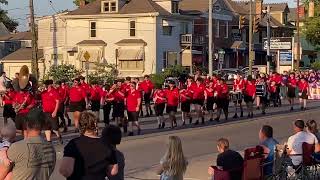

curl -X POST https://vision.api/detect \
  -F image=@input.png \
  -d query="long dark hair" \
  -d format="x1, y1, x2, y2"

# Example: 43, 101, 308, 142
306, 120, 319, 135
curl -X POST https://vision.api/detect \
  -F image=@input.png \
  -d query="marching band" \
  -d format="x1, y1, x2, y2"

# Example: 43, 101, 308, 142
2, 66, 315, 138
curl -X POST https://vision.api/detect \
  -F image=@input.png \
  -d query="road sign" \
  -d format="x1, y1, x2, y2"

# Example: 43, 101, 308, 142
279, 51, 292, 66
83, 51, 91, 61
264, 37, 292, 50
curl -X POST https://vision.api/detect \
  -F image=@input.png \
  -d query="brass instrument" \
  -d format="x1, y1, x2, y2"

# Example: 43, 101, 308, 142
14, 94, 30, 113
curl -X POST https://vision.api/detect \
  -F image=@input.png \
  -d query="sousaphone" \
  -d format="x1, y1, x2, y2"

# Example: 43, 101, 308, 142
18, 65, 37, 93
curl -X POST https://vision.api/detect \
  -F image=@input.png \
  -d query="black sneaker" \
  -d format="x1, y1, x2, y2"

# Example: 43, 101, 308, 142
194, 120, 199, 125
290, 107, 294, 111
209, 118, 213, 122
189, 118, 192, 124
128, 132, 134, 136
256, 107, 260, 110
262, 111, 266, 115
161, 122, 165, 129
158, 124, 161, 129
300, 106, 304, 110
250, 113, 254, 118
240, 112, 244, 117
201, 117, 205, 124
214, 118, 220, 122
247, 114, 251, 118
233, 114, 238, 119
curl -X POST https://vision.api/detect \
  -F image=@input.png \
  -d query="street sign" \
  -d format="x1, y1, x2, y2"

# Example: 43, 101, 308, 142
85, 62, 90, 70
279, 51, 292, 66
264, 37, 292, 50
83, 51, 91, 61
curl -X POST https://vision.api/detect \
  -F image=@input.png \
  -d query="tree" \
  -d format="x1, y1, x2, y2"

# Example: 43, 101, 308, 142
311, 61, 320, 70
47, 64, 82, 82
73, 0, 96, 6
88, 62, 118, 84
304, 16, 320, 49
0, 1, 18, 32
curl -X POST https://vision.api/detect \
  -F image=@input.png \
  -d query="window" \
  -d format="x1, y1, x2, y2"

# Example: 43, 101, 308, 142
215, 20, 220, 38
51, 54, 63, 60
172, 1, 179, 13
90, 22, 96, 38
163, 26, 173, 36
163, 51, 178, 68
110, 2, 116, 11
180, 22, 189, 34
102, 1, 117, 12
119, 61, 143, 70
129, 20, 136, 37
50, 22, 57, 32
224, 21, 229, 38
104, 2, 110, 12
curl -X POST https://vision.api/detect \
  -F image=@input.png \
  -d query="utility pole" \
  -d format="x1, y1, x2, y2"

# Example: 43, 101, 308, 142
296, 0, 301, 70
266, 5, 271, 74
208, 0, 213, 76
248, 0, 253, 75
30, 0, 39, 79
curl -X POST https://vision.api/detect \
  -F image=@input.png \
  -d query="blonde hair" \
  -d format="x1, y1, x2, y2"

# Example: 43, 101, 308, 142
162, 136, 187, 176
0, 124, 16, 142
217, 138, 229, 150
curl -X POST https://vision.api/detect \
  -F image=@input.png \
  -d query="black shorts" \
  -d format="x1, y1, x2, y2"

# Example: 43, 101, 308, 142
244, 95, 254, 103
58, 103, 65, 114
144, 93, 151, 104
43, 112, 59, 131
91, 100, 100, 112
154, 103, 165, 116
216, 98, 229, 109
15, 113, 27, 130
3, 104, 16, 119
166, 105, 177, 114
113, 101, 125, 118
69, 101, 86, 112
287, 87, 296, 98
181, 101, 191, 112
299, 91, 308, 99
206, 97, 215, 111
127, 111, 138, 122
193, 99, 204, 106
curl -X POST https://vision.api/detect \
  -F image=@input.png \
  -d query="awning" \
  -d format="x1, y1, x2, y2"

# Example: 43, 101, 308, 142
77, 49, 102, 62
117, 48, 144, 61
231, 41, 246, 50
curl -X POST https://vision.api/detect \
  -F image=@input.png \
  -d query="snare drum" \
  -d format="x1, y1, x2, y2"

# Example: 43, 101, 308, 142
230, 91, 242, 102
256, 84, 266, 97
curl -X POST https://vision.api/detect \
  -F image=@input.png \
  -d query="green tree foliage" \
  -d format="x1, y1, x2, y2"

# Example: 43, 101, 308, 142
73, 0, 96, 6
304, 16, 320, 49
88, 62, 118, 85
47, 64, 82, 82
311, 61, 320, 70
0, 0, 18, 32
150, 65, 188, 88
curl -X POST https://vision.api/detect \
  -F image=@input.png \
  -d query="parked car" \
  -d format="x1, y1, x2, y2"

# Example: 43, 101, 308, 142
213, 69, 243, 80
163, 77, 180, 88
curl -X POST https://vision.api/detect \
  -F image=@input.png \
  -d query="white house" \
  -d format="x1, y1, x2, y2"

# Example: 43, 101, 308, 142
37, 0, 195, 77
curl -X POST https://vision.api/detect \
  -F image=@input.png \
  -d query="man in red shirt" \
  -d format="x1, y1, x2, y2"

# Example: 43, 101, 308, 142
125, 82, 142, 136
56, 80, 69, 132
298, 78, 309, 110
89, 81, 104, 120
205, 81, 215, 122
80, 76, 90, 95
101, 84, 114, 126
2, 85, 16, 124
193, 77, 205, 125
69, 78, 88, 132
153, 86, 167, 129
165, 81, 179, 128
232, 74, 244, 118
243, 76, 256, 118
180, 85, 192, 125
110, 80, 126, 130
214, 78, 229, 121
41, 80, 62, 143
140, 75, 154, 117
287, 73, 297, 111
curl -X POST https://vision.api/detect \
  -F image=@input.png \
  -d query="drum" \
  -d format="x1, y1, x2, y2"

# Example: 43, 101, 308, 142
256, 84, 266, 97
229, 91, 242, 102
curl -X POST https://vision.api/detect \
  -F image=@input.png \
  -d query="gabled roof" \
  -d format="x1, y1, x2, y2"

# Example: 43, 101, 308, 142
180, 0, 217, 12
68, 0, 171, 16
0, 31, 32, 41
116, 39, 147, 45
230, 1, 289, 14
77, 40, 107, 46
1, 48, 43, 61
0, 23, 9, 37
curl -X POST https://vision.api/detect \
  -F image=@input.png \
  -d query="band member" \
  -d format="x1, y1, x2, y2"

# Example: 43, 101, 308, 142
193, 77, 205, 125
298, 78, 309, 110
125, 82, 142, 136
56, 80, 69, 132
121, 76, 132, 93
41, 80, 63, 144
79, 76, 90, 95
269, 81, 278, 107
214, 78, 229, 121
2, 85, 16, 124
165, 80, 179, 128
180, 85, 192, 125
287, 73, 297, 111
205, 81, 215, 122
69, 78, 88, 132
111, 80, 126, 127
153, 86, 166, 129
89, 81, 103, 120
102, 84, 114, 126
13, 89, 35, 136
255, 75, 267, 114
133, 77, 144, 117
271, 72, 282, 106
243, 76, 256, 118
140, 75, 154, 117
232, 74, 244, 118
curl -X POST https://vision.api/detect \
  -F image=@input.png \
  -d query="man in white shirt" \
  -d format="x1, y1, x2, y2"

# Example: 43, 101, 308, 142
0, 72, 7, 106
287, 119, 319, 166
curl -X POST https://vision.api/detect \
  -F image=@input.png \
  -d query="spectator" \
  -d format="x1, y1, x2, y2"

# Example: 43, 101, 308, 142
59, 111, 118, 180
287, 119, 319, 167
0, 124, 16, 180
306, 120, 320, 141
158, 136, 188, 180
101, 125, 125, 180
6, 108, 56, 180
259, 125, 279, 176
208, 138, 243, 180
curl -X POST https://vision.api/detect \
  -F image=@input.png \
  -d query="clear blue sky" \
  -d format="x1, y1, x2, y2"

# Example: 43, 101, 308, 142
2, 0, 296, 31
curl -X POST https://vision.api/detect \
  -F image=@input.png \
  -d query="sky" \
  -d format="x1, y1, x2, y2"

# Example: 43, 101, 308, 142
3, 0, 297, 31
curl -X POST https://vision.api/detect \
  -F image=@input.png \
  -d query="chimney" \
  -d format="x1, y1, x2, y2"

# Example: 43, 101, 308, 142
255, 0, 263, 19
309, 0, 315, 17
79, 0, 86, 8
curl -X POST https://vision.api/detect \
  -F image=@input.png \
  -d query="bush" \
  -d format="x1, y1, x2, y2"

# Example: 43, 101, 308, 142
88, 62, 118, 85
150, 73, 165, 89
311, 61, 320, 70
47, 64, 82, 82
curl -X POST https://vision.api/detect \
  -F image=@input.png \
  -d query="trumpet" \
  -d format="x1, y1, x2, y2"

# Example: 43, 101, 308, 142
14, 94, 30, 113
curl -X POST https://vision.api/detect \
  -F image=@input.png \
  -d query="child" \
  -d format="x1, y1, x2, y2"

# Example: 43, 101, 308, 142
0, 124, 16, 180
102, 125, 125, 180
2, 86, 16, 125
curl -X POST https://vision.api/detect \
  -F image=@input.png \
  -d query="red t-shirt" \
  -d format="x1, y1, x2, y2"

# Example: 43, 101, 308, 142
81, 82, 90, 93
69, 86, 86, 102
58, 85, 69, 102
288, 78, 297, 88
3, 91, 16, 105
245, 82, 256, 96
121, 83, 131, 94
180, 89, 192, 102
193, 83, 205, 100
165, 88, 179, 106
140, 80, 154, 94
42, 88, 60, 113
205, 87, 214, 98
233, 79, 244, 91
112, 90, 125, 102
215, 84, 229, 98
153, 89, 166, 104
298, 81, 308, 92
187, 82, 196, 93
126, 89, 141, 112
269, 85, 277, 93
90, 86, 103, 101
14, 91, 35, 114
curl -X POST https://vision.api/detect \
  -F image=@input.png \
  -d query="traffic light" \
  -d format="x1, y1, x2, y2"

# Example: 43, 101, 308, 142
239, 15, 245, 29
253, 17, 260, 33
